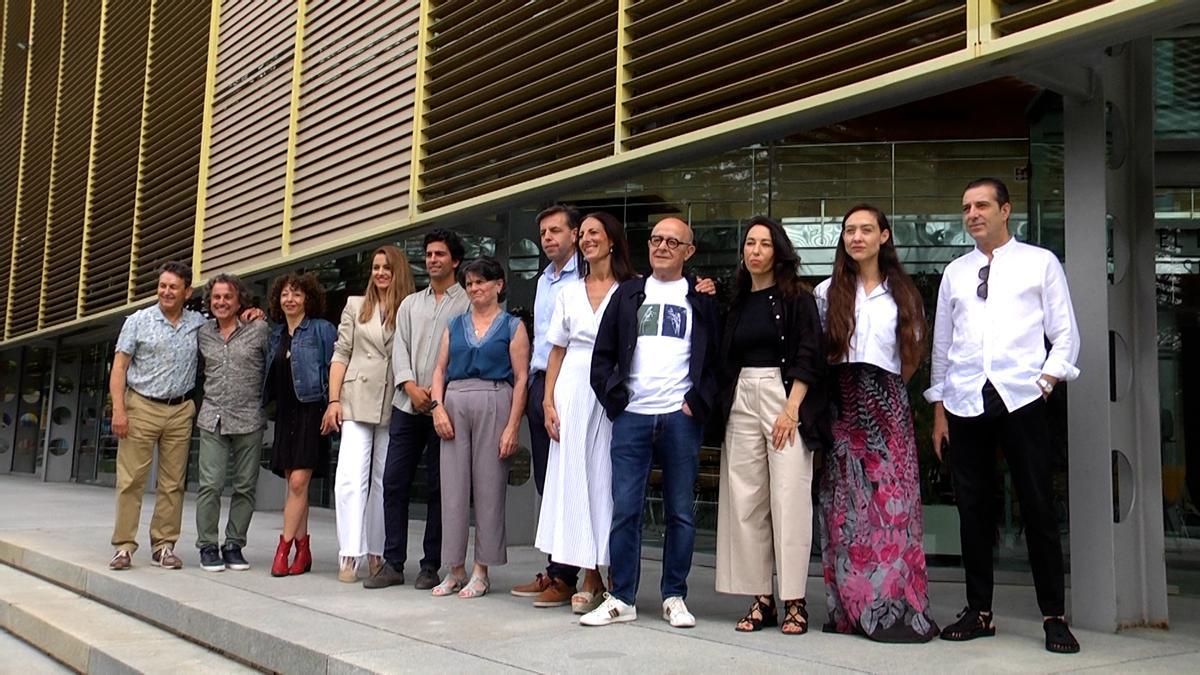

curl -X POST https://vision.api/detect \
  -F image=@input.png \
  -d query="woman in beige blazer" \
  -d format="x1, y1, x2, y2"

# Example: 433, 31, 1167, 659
322, 245, 415, 582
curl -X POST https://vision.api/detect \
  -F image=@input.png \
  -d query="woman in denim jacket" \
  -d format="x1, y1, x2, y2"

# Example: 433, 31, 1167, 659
263, 271, 337, 577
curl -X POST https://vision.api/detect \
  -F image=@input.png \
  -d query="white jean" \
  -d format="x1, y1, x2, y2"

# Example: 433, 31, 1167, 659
334, 420, 389, 558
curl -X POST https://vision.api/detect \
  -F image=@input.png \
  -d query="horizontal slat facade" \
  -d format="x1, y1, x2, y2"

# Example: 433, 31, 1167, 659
81, 0, 152, 315
620, 0, 968, 149
42, 0, 102, 328
0, 0, 30, 334
417, 1, 618, 211
200, 0, 296, 275
288, 0, 419, 252
131, 0, 209, 299
7, 0, 63, 336
992, 0, 1111, 37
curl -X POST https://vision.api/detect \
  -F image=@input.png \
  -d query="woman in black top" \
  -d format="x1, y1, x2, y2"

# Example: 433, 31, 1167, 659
713, 215, 827, 636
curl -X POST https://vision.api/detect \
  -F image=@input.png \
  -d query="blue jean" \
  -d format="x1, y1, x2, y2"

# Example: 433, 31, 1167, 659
608, 410, 702, 605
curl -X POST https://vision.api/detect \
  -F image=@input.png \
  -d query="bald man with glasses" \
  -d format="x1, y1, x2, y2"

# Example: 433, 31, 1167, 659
583, 217, 721, 629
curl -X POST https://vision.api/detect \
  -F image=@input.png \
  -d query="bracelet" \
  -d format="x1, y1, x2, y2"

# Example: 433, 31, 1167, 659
328, 399, 340, 404
782, 410, 798, 422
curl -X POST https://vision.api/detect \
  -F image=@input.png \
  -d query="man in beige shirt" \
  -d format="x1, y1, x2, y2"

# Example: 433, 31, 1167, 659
364, 229, 469, 590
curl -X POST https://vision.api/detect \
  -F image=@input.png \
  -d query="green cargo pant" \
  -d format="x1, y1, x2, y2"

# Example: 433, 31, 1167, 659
195, 427, 263, 549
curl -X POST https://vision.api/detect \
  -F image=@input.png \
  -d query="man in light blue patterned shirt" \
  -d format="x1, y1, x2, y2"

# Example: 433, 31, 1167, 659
108, 261, 206, 571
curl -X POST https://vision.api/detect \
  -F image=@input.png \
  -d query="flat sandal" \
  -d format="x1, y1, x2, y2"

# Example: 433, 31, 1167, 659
458, 574, 490, 599
431, 574, 467, 597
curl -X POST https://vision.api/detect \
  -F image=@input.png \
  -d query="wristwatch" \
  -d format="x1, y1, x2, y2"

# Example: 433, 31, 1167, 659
429, 399, 440, 411
1036, 377, 1054, 396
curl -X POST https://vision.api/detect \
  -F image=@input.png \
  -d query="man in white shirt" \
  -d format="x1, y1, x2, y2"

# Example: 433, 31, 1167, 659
582, 217, 721, 629
925, 178, 1081, 654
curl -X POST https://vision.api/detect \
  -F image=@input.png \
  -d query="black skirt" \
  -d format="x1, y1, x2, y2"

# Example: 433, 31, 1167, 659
267, 331, 329, 478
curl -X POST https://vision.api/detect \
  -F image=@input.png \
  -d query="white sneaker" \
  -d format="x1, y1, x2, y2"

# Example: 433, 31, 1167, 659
662, 596, 695, 628
579, 592, 637, 626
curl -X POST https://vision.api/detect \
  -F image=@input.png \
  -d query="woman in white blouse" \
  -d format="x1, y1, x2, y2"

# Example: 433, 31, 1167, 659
813, 204, 939, 642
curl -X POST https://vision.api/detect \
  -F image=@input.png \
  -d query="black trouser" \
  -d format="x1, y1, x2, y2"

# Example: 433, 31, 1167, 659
526, 371, 580, 586
946, 382, 1065, 617
382, 408, 442, 572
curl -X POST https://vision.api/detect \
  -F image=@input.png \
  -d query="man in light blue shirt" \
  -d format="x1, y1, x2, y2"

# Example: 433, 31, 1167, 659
109, 261, 206, 571
511, 204, 583, 605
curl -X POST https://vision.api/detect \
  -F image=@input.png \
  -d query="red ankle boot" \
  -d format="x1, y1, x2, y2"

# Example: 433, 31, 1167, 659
290, 535, 312, 575
271, 535, 292, 577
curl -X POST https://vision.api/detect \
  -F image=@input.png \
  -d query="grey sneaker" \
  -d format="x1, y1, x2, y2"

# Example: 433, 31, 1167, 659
363, 562, 405, 589
199, 545, 225, 572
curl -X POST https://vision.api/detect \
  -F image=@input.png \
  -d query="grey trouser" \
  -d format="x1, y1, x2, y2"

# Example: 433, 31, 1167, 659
440, 379, 512, 567
195, 427, 263, 549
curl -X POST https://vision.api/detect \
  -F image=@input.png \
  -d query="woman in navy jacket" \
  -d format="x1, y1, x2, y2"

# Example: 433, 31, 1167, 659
264, 271, 337, 577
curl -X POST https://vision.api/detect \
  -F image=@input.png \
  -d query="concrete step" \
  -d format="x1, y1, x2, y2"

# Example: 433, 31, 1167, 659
0, 627, 72, 674
0, 564, 256, 674
0, 537, 504, 674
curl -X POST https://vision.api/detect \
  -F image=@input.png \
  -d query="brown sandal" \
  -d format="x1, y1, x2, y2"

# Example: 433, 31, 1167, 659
735, 595, 777, 632
781, 598, 808, 635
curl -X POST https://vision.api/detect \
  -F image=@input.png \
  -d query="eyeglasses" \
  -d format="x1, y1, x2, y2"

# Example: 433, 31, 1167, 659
649, 235, 692, 250
977, 264, 990, 300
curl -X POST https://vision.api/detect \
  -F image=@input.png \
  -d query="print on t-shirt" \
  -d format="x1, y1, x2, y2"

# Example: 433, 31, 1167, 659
638, 304, 660, 336
637, 303, 688, 339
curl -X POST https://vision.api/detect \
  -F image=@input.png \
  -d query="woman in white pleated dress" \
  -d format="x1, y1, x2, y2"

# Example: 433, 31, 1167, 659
537, 211, 637, 614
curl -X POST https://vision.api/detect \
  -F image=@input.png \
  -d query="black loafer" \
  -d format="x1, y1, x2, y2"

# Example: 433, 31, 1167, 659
941, 607, 995, 641
222, 543, 250, 571
414, 567, 440, 590
200, 545, 225, 572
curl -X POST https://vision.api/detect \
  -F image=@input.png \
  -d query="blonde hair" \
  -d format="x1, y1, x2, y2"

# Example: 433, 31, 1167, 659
359, 245, 413, 326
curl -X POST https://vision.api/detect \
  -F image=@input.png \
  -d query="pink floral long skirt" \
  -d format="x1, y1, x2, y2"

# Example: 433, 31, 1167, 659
819, 363, 939, 642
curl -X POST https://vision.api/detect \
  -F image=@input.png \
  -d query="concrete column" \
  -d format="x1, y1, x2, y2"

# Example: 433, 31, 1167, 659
1103, 38, 1169, 629
1062, 39, 1169, 632
1063, 61, 1118, 632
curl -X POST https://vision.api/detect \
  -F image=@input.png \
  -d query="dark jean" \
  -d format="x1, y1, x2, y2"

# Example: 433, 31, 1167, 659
608, 409, 702, 605
526, 371, 579, 586
382, 408, 442, 572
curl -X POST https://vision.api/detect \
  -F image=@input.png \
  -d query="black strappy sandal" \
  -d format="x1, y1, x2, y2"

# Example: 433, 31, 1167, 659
781, 598, 808, 635
1044, 617, 1080, 654
735, 595, 777, 632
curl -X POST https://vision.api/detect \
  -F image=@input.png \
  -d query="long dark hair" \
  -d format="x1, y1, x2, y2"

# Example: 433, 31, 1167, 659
580, 211, 637, 283
732, 215, 807, 305
826, 204, 926, 379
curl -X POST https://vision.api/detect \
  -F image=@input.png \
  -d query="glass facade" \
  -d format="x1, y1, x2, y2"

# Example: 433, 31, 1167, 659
1156, 35, 1200, 597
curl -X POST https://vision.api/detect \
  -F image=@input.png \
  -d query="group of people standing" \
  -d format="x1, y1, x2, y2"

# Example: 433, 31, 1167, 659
105, 176, 1081, 654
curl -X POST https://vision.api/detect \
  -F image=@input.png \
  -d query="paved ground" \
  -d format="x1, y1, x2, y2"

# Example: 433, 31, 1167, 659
1, 474, 1199, 673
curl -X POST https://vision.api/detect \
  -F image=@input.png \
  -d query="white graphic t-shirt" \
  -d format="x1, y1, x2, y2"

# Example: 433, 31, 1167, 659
627, 276, 693, 414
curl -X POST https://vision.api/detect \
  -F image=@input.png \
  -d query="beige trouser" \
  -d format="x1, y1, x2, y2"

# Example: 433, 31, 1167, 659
715, 367, 814, 600
111, 390, 196, 553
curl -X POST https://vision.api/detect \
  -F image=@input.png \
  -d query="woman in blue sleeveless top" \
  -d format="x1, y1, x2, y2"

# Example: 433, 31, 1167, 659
430, 257, 530, 598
